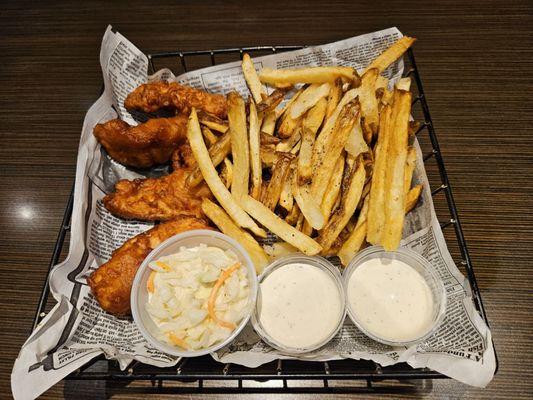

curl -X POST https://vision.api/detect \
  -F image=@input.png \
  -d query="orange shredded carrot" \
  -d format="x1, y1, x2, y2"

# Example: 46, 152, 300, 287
207, 263, 241, 329
155, 261, 172, 271
147, 271, 156, 293
168, 332, 188, 349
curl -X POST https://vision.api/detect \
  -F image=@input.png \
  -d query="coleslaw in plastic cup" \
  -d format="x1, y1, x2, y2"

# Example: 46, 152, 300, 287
131, 230, 258, 357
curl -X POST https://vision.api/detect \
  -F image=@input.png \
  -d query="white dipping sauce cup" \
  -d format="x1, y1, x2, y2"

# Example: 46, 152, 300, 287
343, 246, 446, 347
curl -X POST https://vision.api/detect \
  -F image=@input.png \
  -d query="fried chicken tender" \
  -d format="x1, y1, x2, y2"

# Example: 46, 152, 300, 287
88, 216, 212, 316
124, 81, 228, 118
103, 145, 211, 221
103, 168, 211, 221
93, 115, 187, 168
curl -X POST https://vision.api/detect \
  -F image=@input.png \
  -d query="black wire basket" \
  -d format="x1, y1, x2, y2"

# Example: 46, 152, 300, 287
32, 45, 496, 394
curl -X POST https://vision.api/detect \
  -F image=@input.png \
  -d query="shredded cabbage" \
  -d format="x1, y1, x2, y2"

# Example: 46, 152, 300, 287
146, 244, 250, 350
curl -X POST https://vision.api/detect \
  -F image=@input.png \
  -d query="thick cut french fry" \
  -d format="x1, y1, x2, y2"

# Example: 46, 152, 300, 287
375, 75, 389, 91
263, 241, 298, 259
356, 196, 370, 228
345, 151, 356, 170
331, 192, 341, 215
381, 88, 394, 106
314, 67, 397, 169
256, 89, 286, 114
293, 184, 325, 230
279, 161, 295, 212
311, 99, 360, 204
261, 110, 277, 135
202, 199, 268, 273
187, 131, 231, 187
249, 101, 262, 199
259, 66, 359, 86
338, 197, 369, 266
359, 68, 380, 137
295, 213, 304, 231
263, 155, 292, 210
321, 236, 346, 257
298, 98, 327, 184
289, 83, 330, 119
259, 180, 269, 203
242, 196, 322, 255
345, 219, 356, 236
404, 146, 417, 194
376, 87, 385, 106
275, 88, 303, 118
272, 82, 294, 90
382, 89, 412, 251
344, 117, 369, 158
362, 125, 373, 145
198, 110, 229, 133
340, 184, 420, 266
366, 105, 392, 244
278, 111, 302, 138
311, 88, 359, 172
187, 108, 266, 237
302, 96, 328, 134
325, 78, 343, 120
405, 184, 422, 213
260, 132, 281, 145
228, 92, 250, 202
220, 158, 233, 189
242, 53, 265, 103
396, 77, 411, 91
260, 145, 279, 167
338, 221, 367, 266
365, 36, 416, 73
276, 127, 301, 152
202, 126, 218, 146
285, 202, 300, 225
357, 180, 371, 210
302, 219, 313, 236
317, 161, 366, 253
290, 139, 301, 154
320, 154, 345, 223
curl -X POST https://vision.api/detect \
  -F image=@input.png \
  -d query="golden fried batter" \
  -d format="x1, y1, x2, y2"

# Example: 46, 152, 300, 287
88, 217, 212, 316
103, 145, 210, 221
93, 115, 187, 168
124, 81, 228, 118
171, 142, 196, 170
103, 168, 211, 221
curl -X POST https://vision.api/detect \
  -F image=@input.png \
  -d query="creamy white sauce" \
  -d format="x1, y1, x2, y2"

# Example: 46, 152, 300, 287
258, 263, 342, 349
347, 258, 435, 343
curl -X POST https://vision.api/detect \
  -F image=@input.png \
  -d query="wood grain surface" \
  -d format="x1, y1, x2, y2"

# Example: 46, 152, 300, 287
1, 0, 532, 398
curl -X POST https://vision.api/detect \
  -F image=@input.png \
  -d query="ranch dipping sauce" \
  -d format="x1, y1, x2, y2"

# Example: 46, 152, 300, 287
347, 256, 437, 344
255, 257, 345, 352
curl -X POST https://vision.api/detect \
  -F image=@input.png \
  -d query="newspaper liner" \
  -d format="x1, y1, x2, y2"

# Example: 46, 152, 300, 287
11, 26, 495, 399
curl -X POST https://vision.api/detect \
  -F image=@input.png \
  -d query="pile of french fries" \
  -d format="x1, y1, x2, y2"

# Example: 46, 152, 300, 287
186, 36, 422, 272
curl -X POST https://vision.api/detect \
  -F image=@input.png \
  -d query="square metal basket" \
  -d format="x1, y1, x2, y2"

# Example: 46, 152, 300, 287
32, 45, 495, 394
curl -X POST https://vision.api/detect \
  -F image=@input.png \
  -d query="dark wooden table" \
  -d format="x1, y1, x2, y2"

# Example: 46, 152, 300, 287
1, 0, 531, 398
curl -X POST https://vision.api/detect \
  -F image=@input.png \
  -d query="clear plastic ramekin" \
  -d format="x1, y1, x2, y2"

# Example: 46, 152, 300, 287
343, 246, 446, 347
251, 254, 346, 355
131, 229, 258, 357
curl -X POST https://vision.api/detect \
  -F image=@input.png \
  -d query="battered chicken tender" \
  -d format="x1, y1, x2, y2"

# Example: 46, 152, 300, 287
88, 217, 212, 316
103, 145, 211, 221
171, 142, 196, 170
93, 115, 187, 168
124, 81, 228, 118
